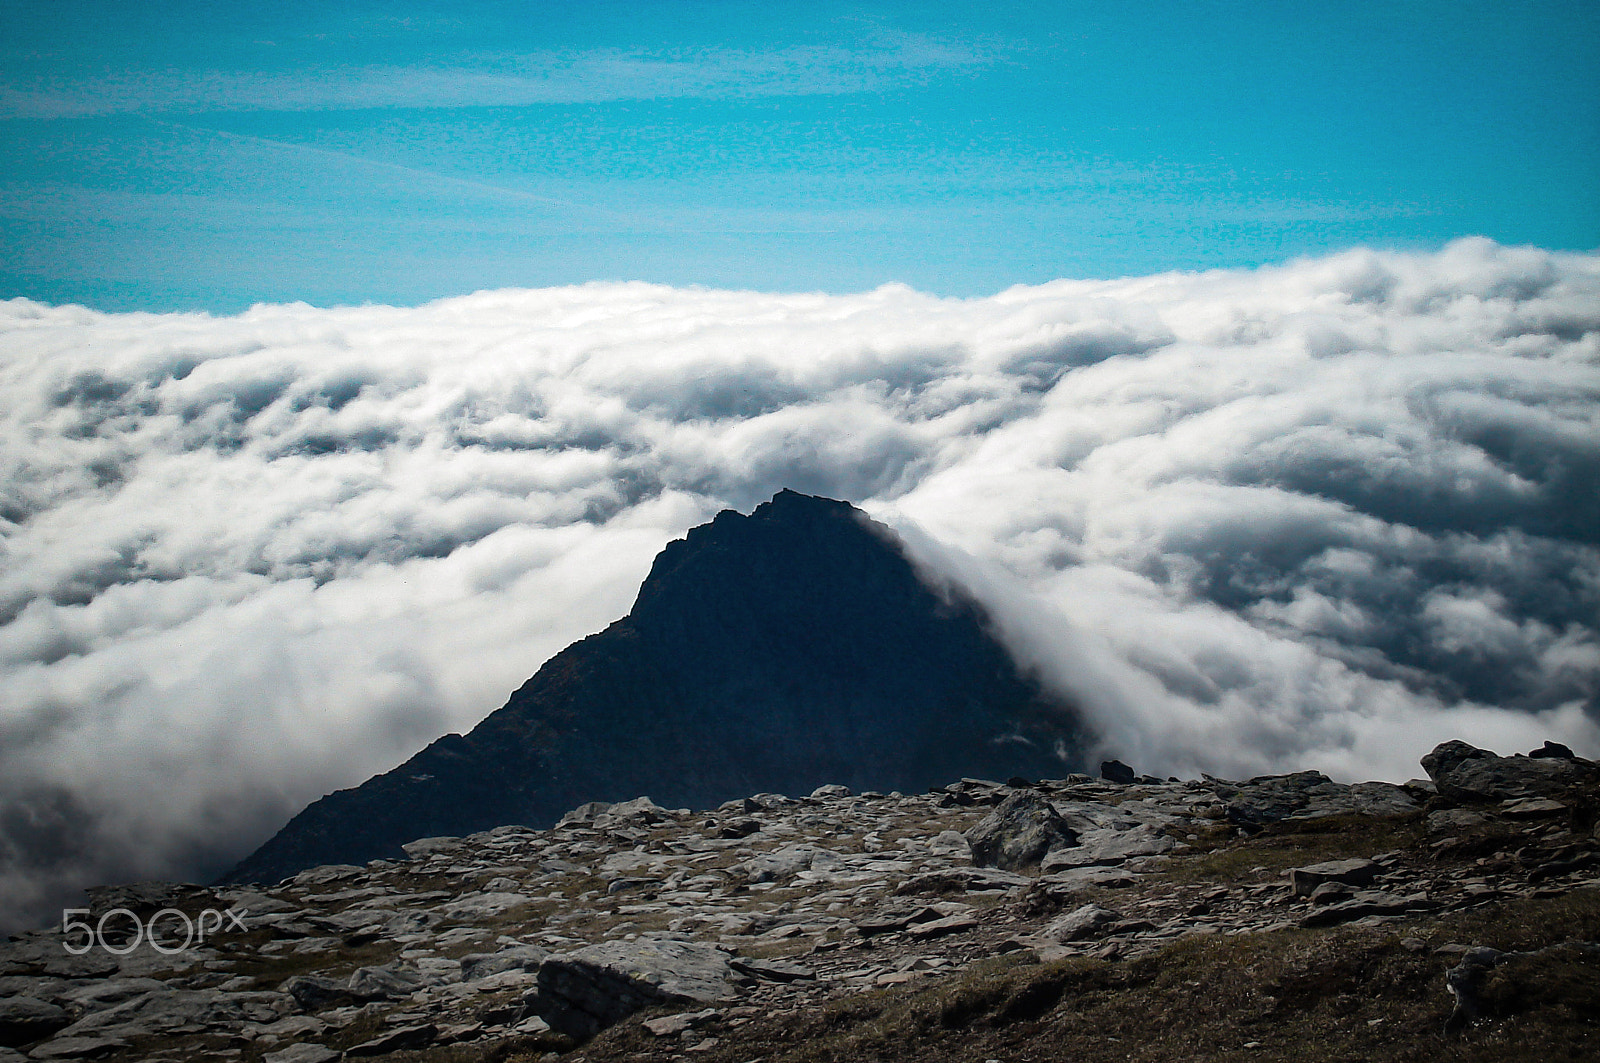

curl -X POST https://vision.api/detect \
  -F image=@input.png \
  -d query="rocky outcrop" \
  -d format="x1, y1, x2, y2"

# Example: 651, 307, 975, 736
224, 491, 1087, 885
3, 739, 1595, 1061
1421, 739, 1599, 802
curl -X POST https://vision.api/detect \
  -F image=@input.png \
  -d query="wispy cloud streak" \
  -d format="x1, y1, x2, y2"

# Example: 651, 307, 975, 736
0, 35, 992, 118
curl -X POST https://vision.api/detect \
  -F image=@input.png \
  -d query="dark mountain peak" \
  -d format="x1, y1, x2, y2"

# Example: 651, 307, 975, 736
631, 489, 869, 616
222, 491, 1088, 885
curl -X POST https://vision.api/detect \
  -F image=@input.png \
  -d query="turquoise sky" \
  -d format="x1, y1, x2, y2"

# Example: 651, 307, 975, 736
2, 0, 1596, 311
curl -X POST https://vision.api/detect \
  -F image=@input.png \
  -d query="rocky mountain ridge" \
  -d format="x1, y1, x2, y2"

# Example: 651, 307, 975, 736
225, 490, 1087, 886
2, 738, 1596, 1062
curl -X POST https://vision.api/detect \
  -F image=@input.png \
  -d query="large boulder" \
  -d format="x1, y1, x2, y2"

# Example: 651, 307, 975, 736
964, 791, 1079, 872
1421, 740, 1597, 802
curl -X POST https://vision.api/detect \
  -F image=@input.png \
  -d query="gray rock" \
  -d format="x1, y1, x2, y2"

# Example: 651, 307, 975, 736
0, 979, 67, 1006
728, 957, 815, 983
1298, 890, 1436, 928
36, 955, 117, 980
347, 963, 425, 1000
246, 1014, 327, 1043
643, 1008, 720, 1037
532, 936, 736, 1039
1040, 904, 1123, 943
1500, 797, 1567, 819
344, 1023, 437, 1057
1287, 858, 1379, 896
23, 1036, 127, 1060
1036, 866, 1138, 891
262, 1046, 340, 1063
0, 998, 69, 1048
557, 800, 613, 827
280, 975, 360, 1011
399, 836, 465, 858
1100, 760, 1136, 785
595, 797, 672, 828
1040, 825, 1176, 871
440, 892, 531, 920
460, 945, 549, 981
964, 791, 1079, 872
905, 913, 980, 940
1308, 881, 1356, 905
1421, 740, 1596, 802
735, 844, 824, 883
291, 864, 364, 887
1427, 808, 1488, 833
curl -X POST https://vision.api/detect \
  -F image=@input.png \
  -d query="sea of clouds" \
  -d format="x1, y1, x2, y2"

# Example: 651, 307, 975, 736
2, 237, 1597, 932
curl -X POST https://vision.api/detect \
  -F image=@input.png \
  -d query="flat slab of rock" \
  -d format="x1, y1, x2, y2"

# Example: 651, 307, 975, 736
460, 945, 549, 981
1288, 858, 1379, 897
23, 1036, 128, 1060
534, 936, 736, 1039
728, 957, 815, 983
1037, 866, 1139, 891
1040, 826, 1176, 871
643, 1008, 720, 1037
894, 868, 1030, 895
262, 1045, 341, 1063
905, 913, 980, 941
1500, 798, 1567, 819
344, 1023, 437, 1057
1299, 891, 1437, 928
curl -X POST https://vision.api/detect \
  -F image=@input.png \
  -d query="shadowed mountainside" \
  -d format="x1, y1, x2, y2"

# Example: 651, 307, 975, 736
222, 490, 1087, 885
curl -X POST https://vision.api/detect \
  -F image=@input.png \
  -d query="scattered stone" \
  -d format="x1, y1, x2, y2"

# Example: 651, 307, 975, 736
21, 736, 1597, 1060
642, 1008, 720, 1037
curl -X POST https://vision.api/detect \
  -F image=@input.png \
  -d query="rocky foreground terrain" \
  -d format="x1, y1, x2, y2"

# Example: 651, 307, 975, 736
2, 739, 1596, 1063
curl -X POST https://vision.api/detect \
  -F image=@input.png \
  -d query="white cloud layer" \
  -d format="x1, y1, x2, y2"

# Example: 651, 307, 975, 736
2, 237, 1598, 932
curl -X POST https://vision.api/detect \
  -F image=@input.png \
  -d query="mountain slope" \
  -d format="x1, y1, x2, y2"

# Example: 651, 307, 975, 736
221, 490, 1087, 884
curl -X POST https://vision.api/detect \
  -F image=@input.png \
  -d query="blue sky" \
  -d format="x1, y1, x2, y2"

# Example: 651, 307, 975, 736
2, 0, 1597, 312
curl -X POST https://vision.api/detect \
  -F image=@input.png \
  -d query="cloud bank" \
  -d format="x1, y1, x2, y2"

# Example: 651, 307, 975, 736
2, 237, 1597, 932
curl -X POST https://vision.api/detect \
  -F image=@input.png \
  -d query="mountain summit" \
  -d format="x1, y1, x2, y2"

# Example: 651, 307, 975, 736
223, 490, 1087, 884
